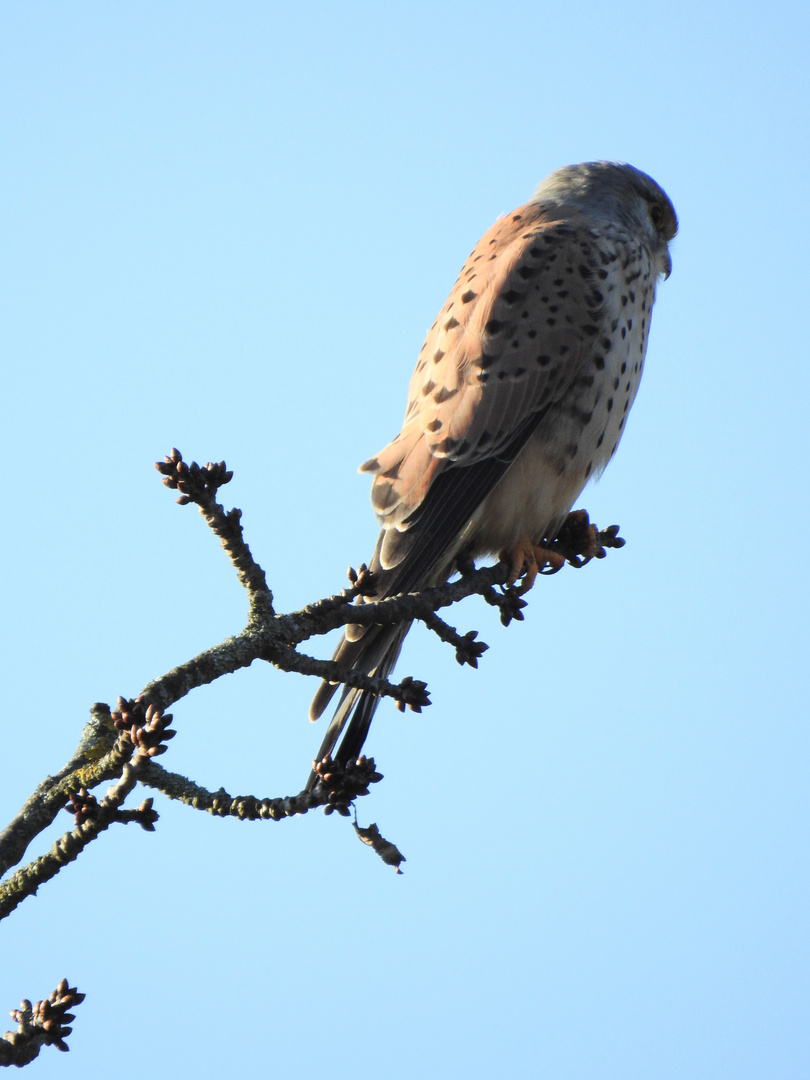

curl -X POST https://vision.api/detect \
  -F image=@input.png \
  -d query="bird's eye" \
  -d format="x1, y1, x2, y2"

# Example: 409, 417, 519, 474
649, 203, 665, 230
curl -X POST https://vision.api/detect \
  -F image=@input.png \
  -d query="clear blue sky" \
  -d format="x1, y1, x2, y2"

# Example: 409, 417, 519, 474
2, 3, 809, 1077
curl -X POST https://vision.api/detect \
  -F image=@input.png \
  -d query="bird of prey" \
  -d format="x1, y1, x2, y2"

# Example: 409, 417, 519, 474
308, 161, 677, 780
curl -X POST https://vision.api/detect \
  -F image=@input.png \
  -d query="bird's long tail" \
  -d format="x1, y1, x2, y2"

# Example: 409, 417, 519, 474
306, 621, 409, 790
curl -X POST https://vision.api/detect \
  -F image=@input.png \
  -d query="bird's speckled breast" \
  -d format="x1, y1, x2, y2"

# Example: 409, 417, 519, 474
463, 228, 659, 557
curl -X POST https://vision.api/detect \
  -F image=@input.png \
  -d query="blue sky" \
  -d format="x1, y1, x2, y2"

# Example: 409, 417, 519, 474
2, 3, 809, 1077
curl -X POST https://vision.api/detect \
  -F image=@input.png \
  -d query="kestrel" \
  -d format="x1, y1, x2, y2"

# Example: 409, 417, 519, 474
309, 161, 677, 779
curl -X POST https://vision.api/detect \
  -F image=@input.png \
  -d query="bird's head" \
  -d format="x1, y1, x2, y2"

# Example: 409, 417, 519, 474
533, 161, 678, 279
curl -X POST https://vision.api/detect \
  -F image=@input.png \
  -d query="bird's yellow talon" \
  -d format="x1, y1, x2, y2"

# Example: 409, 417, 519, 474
502, 540, 565, 594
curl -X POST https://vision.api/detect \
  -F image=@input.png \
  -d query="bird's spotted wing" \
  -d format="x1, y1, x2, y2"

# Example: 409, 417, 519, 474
360, 201, 616, 572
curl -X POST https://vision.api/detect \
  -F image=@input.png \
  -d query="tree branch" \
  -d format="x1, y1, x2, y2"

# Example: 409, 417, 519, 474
1, 448, 626, 925
137, 755, 382, 820
0, 703, 173, 919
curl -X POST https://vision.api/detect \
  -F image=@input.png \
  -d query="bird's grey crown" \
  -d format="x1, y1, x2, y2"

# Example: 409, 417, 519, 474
532, 161, 677, 249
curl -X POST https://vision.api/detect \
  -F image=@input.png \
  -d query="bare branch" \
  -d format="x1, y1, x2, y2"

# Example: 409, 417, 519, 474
0, 979, 85, 1066
0, 703, 174, 919
138, 756, 383, 820
419, 611, 489, 668
275, 646, 430, 710
0, 448, 627, 923
155, 449, 272, 602
0, 703, 122, 878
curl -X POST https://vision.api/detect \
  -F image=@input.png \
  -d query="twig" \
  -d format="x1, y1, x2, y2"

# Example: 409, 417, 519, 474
419, 611, 489, 667
272, 646, 430, 710
138, 756, 383, 820
0, 979, 85, 1066
155, 449, 272, 602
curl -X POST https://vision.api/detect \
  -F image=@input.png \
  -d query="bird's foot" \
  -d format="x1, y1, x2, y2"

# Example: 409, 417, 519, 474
501, 539, 565, 594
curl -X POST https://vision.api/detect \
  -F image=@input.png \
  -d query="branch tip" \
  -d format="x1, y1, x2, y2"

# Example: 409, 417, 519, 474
0, 979, 85, 1066
310, 755, 384, 816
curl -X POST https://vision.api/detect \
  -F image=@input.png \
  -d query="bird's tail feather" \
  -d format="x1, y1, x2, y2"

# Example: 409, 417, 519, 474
305, 622, 408, 790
